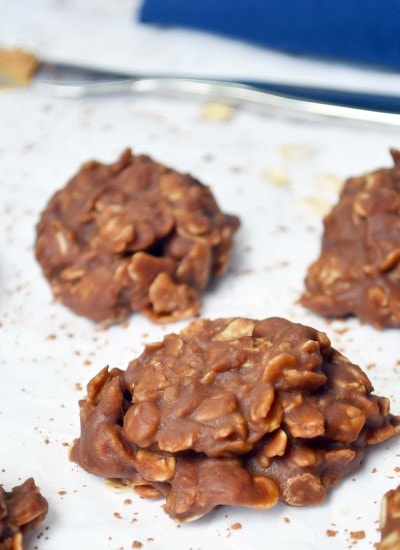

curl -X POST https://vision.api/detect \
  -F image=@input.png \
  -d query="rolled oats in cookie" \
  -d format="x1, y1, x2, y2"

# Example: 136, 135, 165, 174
301, 150, 400, 328
70, 316, 400, 522
35, 149, 240, 323
377, 484, 400, 549
0, 478, 48, 549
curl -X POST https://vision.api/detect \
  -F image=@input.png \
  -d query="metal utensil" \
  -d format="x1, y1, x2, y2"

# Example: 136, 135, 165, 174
29, 59, 400, 127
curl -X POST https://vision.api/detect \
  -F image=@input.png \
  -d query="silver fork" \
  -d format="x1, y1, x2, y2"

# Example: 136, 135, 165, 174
32, 60, 400, 127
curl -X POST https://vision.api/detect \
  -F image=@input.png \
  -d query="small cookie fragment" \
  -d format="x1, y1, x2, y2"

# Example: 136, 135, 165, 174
301, 150, 400, 328
377, 485, 400, 549
0, 478, 48, 549
70, 316, 400, 522
200, 101, 234, 122
35, 149, 240, 324
0, 47, 38, 85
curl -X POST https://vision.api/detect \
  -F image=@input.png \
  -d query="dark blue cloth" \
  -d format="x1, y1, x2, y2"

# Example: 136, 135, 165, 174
138, 0, 400, 69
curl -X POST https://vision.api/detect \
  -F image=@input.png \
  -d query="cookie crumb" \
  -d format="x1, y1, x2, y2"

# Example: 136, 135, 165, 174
326, 529, 337, 537
350, 530, 365, 540
200, 102, 234, 122
279, 142, 314, 161
260, 167, 289, 186
0, 47, 38, 85
295, 197, 331, 216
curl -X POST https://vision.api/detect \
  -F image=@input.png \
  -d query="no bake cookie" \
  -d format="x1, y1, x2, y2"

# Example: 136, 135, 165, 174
301, 150, 400, 328
35, 149, 240, 323
378, 484, 400, 549
70, 316, 400, 521
0, 478, 48, 550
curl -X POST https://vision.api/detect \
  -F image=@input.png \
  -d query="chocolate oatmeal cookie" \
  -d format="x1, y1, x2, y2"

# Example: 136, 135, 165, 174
35, 149, 240, 323
377, 484, 400, 549
301, 150, 400, 328
70, 316, 400, 522
0, 478, 48, 549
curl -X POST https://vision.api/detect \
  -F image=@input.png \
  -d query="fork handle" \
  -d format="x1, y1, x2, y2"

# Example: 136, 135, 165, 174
34, 76, 400, 127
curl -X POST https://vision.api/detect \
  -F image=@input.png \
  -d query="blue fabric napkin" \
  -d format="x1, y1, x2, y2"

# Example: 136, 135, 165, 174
139, 0, 400, 70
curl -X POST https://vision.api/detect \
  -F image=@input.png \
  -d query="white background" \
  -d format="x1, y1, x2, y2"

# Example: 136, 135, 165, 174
1, 1, 400, 549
